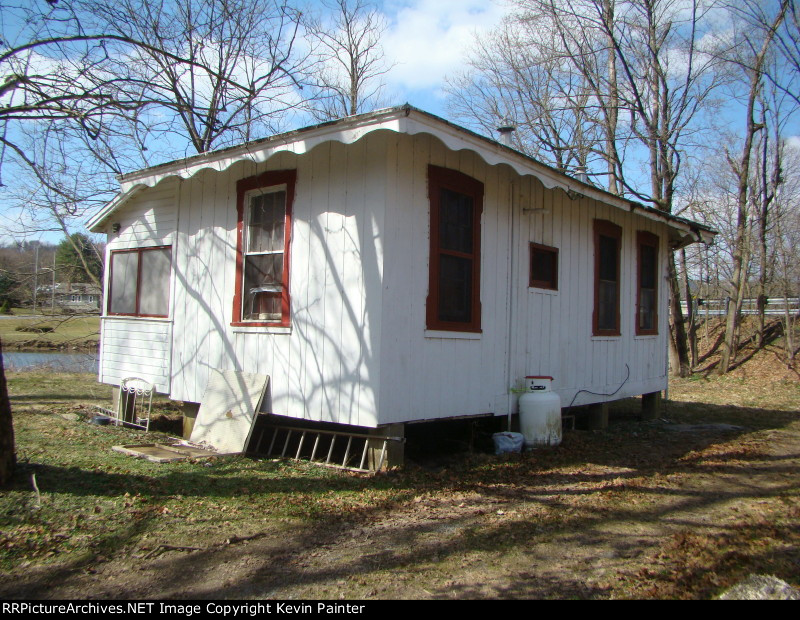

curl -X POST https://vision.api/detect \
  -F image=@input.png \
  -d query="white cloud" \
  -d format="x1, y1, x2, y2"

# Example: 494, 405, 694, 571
381, 0, 506, 92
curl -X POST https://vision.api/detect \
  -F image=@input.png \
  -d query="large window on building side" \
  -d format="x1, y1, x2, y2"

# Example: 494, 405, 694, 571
232, 169, 295, 327
108, 246, 172, 317
426, 165, 484, 332
636, 231, 659, 335
593, 220, 622, 336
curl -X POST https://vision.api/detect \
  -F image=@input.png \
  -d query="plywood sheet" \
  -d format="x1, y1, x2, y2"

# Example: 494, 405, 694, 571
112, 443, 219, 463
189, 369, 269, 453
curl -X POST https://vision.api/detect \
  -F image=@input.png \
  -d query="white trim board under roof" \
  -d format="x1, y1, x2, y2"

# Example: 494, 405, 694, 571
87, 104, 716, 247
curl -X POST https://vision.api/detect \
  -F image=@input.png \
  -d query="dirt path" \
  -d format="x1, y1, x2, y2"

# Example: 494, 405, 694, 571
5, 417, 799, 600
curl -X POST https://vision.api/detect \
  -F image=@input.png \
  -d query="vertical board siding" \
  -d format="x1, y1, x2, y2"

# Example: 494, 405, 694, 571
380, 133, 670, 423
514, 180, 670, 409
166, 137, 385, 427
379, 133, 513, 424
103, 130, 672, 427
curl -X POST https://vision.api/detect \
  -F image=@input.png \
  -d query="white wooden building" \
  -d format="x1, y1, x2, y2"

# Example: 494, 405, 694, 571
88, 105, 714, 431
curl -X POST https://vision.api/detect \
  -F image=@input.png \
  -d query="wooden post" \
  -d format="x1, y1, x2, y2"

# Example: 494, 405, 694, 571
641, 391, 663, 421
368, 423, 404, 470
586, 403, 609, 430
181, 402, 200, 439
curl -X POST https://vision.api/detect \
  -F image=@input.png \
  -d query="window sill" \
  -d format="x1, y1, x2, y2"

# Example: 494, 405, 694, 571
232, 325, 292, 335
102, 315, 172, 323
635, 333, 659, 339
424, 330, 481, 340
528, 287, 558, 295
591, 334, 621, 341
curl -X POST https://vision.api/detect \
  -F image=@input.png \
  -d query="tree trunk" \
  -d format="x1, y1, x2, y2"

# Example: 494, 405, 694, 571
668, 255, 691, 377
681, 249, 698, 368
0, 339, 15, 486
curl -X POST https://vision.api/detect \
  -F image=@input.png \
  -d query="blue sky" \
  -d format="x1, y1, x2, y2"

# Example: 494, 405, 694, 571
375, 0, 506, 115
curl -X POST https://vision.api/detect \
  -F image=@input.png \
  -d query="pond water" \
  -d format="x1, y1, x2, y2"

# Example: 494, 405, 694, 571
2, 351, 99, 373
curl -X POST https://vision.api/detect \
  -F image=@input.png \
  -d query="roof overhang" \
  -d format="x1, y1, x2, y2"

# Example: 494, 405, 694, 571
87, 104, 716, 246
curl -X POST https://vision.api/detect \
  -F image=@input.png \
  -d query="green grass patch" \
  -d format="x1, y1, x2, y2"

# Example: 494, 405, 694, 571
0, 315, 99, 349
1, 372, 415, 571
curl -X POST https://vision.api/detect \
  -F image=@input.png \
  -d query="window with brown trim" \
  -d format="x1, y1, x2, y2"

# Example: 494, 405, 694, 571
636, 231, 659, 335
232, 169, 296, 327
529, 243, 558, 290
108, 246, 172, 317
426, 165, 483, 332
593, 219, 622, 336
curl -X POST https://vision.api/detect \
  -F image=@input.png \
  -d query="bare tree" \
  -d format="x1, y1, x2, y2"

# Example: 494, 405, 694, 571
445, 13, 607, 176
81, 0, 306, 153
717, 0, 789, 374
303, 0, 393, 121
449, 0, 726, 376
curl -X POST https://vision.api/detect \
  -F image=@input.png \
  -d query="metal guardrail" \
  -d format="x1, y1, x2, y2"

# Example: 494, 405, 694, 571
680, 297, 800, 317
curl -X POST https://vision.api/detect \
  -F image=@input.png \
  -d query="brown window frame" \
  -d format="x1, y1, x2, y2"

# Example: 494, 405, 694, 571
231, 169, 296, 328
107, 245, 172, 318
426, 165, 484, 333
529, 243, 559, 290
593, 219, 622, 337
636, 231, 659, 335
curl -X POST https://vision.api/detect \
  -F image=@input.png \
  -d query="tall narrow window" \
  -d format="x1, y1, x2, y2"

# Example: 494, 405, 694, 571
108, 246, 172, 317
637, 231, 659, 335
593, 220, 622, 336
426, 165, 483, 332
232, 170, 295, 327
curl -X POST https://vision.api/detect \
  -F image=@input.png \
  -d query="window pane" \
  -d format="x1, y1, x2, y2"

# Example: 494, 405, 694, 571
248, 190, 286, 253
438, 254, 472, 323
139, 248, 171, 316
598, 280, 617, 331
109, 251, 138, 314
243, 254, 283, 320
439, 188, 473, 253
640, 244, 656, 289
599, 235, 618, 282
247, 291, 282, 321
531, 247, 557, 288
639, 288, 655, 330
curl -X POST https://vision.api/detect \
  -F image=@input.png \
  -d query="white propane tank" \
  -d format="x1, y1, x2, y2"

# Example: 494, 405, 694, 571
519, 376, 562, 449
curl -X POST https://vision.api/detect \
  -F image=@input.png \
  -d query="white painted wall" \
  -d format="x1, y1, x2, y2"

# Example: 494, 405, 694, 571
167, 134, 388, 428
98, 130, 671, 427
377, 133, 670, 424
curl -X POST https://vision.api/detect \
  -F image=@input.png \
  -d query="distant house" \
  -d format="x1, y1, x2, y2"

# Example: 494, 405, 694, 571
56, 283, 102, 311
87, 105, 715, 432
35, 282, 101, 312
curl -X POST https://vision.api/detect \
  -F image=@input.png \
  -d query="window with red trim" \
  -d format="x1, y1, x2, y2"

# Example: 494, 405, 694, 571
529, 243, 558, 290
108, 246, 172, 317
636, 231, 659, 335
593, 219, 621, 336
426, 165, 483, 332
232, 169, 295, 327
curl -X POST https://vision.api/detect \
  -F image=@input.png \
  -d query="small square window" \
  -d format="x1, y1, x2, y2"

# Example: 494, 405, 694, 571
529, 243, 558, 290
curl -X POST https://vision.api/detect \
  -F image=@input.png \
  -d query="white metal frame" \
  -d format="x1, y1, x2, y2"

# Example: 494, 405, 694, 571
114, 377, 155, 432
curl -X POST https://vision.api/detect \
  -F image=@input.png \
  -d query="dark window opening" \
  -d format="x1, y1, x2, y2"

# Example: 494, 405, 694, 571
529, 243, 558, 290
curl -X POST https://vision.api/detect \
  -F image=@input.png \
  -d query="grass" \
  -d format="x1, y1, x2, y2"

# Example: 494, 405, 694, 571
0, 368, 798, 599
0, 313, 100, 349
0, 372, 413, 572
